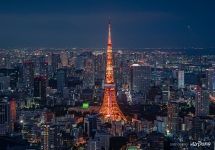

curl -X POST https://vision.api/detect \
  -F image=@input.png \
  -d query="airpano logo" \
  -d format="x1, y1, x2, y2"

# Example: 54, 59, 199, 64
190, 141, 211, 147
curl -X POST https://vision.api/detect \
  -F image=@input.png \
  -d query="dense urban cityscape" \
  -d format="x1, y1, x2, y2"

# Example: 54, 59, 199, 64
0, 1, 215, 150
0, 22, 215, 149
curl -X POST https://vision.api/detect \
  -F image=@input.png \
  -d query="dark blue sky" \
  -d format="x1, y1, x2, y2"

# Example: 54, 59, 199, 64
0, 0, 214, 48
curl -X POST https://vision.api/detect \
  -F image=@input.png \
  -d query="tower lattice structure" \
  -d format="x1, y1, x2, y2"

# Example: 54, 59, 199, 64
99, 21, 126, 122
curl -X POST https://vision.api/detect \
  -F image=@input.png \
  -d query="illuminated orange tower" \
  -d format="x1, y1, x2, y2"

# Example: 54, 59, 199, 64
99, 21, 126, 121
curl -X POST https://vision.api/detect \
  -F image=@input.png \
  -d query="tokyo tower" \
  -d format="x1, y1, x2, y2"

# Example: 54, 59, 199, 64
99, 21, 127, 122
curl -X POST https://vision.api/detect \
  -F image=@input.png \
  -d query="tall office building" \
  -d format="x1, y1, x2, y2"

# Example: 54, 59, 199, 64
41, 109, 59, 150
120, 59, 130, 90
195, 86, 209, 116
130, 64, 151, 94
34, 55, 48, 76
41, 124, 53, 150
94, 52, 105, 81
23, 61, 34, 88
84, 115, 97, 138
41, 124, 51, 150
87, 131, 111, 150
191, 117, 205, 140
0, 100, 9, 135
96, 131, 111, 150
167, 101, 180, 134
75, 54, 85, 70
34, 76, 47, 102
60, 51, 69, 67
113, 52, 122, 89
9, 98, 16, 132
147, 132, 165, 150
206, 68, 215, 94
178, 70, 185, 89
162, 81, 170, 104
40, 56, 48, 77
57, 69, 66, 94
83, 58, 95, 88
0, 75, 10, 90
9, 98, 16, 122
51, 53, 61, 74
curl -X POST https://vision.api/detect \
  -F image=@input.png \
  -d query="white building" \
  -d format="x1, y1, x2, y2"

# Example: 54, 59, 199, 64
178, 70, 184, 89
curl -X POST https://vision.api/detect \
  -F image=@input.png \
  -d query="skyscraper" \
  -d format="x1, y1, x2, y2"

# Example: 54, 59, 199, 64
167, 101, 180, 134
206, 68, 215, 94
195, 86, 209, 116
83, 58, 95, 89
178, 70, 185, 89
0, 99, 9, 135
41, 124, 49, 150
34, 55, 48, 76
51, 53, 61, 74
23, 61, 34, 88
0, 75, 10, 91
99, 21, 126, 122
57, 69, 66, 94
34, 76, 47, 102
84, 115, 97, 138
60, 51, 69, 67
94, 52, 105, 81
9, 98, 16, 132
130, 64, 151, 94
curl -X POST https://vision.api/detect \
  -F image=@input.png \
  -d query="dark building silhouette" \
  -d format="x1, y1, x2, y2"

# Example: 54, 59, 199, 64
34, 76, 47, 103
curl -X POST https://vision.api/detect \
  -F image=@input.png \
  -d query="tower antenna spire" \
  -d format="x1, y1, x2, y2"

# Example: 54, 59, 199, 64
108, 18, 112, 46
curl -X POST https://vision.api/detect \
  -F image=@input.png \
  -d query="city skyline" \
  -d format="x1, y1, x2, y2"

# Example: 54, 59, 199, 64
0, 1, 215, 149
0, 0, 215, 48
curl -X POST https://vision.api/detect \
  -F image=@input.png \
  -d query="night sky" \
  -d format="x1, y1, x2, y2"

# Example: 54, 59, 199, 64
0, 0, 214, 48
